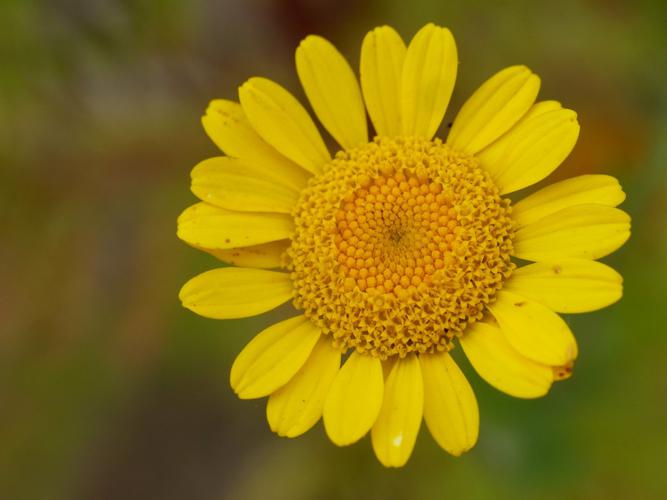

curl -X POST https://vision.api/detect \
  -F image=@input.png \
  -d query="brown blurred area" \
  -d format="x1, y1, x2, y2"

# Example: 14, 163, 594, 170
1, 1, 666, 499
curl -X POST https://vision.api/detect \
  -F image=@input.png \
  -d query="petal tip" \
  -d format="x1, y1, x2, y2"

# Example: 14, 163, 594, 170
299, 34, 327, 47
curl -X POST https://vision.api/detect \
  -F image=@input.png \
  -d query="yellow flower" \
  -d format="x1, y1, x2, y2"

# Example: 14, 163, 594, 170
177, 24, 630, 467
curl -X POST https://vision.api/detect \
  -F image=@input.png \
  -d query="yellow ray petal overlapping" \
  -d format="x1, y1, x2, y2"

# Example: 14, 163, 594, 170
488, 290, 578, 366
513, 204, 631, 261
512, 174, 626, 227
478, 104, 580, 194
460, 322, 553, 398
201, 100, 310, 190
239, 77, 330, 174
448, 65, 540, 154
199, 240, 289, 269
267, 336, 341, 437
230, 316, 321, 399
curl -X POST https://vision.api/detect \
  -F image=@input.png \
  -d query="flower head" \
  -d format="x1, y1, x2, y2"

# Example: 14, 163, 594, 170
178, 23, 630, 467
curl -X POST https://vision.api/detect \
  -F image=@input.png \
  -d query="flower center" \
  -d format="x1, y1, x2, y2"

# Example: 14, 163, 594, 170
334, 169, 458, 296
287, 137, 515, 359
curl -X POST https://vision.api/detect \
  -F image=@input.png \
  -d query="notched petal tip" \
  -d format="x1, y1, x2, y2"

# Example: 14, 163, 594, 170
401, 24, 458, 139
296, 32, 367, 149
360, 25, 406, 137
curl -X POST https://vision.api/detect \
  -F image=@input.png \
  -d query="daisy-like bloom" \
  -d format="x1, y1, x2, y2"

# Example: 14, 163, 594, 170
178, 24, 630, 467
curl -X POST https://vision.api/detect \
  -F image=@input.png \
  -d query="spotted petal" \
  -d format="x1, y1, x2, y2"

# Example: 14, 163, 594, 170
267, 336, 341, 437
200, 240, 289, 269
488, 290, 578, 366
177, 202, 293, 250
201, 100, 309, 190
460, 321, 553, 398
505, 259, 623, 313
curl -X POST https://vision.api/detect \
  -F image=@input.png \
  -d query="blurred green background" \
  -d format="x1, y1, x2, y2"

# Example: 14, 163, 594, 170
2, 0, 666, 499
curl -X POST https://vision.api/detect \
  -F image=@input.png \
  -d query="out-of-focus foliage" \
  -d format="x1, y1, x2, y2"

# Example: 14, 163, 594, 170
1, 1, 665, 499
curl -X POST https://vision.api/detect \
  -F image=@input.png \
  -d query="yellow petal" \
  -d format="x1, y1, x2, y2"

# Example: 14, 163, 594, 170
230, 316, 321, 399
478, 106, 580, 194
191, 157, 299, 213
371, 354, 423, 467
505, 259, 623, 313
201, 240, 289, 269
512, 175, 626, 227
488, 290, 578, 366
239, 77, 330, 174
201, 100, 310, 190
460, 322, 553, 399
267, 336, 341, 437
420, 351, 478, 456
296, 35, 367, 149
401, 24, 457, 138
179, 267, 293, 319
360, 25, 407, 137
513, 204, 631, 261
323, 352, 384, 446
448, 65, 540, 154
177, 202, 293, 250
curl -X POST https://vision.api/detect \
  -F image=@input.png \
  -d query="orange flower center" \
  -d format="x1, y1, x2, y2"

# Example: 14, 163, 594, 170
335, 169, 459, 296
